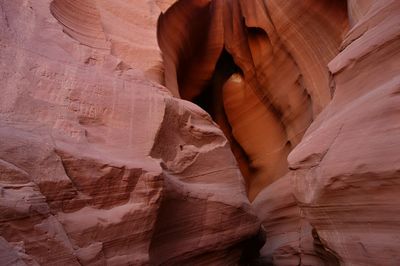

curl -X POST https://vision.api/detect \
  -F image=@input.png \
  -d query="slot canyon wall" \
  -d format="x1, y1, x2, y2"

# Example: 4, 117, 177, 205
0, 0, 399, 266
0, 0, 260, 265
158, 0, 400, 265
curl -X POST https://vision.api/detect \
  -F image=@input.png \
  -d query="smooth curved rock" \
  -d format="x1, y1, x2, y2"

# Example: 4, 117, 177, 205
0, 0, 260, 265
158, 0, 400, 265
253, 0, 400, 265
158, 0, 349, 200
50, 0, 165, 83
1, 0, 400, 265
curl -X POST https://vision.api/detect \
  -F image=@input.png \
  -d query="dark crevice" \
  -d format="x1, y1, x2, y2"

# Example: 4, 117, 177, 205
239, 225, 267, 265
312, 229, 341, 266
192, 49, 242, 118
192, 49, 253, 191
157, 0, 352, 264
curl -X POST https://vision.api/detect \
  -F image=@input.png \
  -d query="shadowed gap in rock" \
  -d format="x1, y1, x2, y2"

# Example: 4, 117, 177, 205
193, 49, 254, 192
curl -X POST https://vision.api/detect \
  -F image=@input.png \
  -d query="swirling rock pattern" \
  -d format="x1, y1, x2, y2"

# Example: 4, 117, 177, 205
1, 0, 400, 265
158, 0, 349, 200
0, 0, 259, 265
280, 1, 400, 264
158, 0, 400, 265
50, 0, 166, 83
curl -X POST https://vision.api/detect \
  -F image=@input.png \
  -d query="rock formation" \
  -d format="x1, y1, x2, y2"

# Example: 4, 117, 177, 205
1, 0, 400, 265
158, 0, 349, 201
261, 1, 400, 264
158, 0, 400, 265
0, 0, 259, 265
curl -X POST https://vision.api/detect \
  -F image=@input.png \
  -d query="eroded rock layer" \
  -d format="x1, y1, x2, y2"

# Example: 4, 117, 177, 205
50, 0, 165, 83
158, 0, 400, 265
1, 0, 400, 265
158, 0, 349, 200
252, 1, 400, 265
0, 0, 260, 265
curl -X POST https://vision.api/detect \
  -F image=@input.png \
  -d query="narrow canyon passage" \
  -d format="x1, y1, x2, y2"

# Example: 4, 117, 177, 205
0, 1, 262, 264
158, 0, 349, 200
157, 0, 400, 264
1, 0, 399, 265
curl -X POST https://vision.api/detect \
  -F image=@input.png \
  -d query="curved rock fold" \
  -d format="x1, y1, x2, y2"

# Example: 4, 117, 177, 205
0, 0, 399, 265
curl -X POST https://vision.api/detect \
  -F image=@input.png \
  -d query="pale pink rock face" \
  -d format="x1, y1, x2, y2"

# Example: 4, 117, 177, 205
1, 0, 400, 265
251, 1, 400, 265
0, 0, 259, 265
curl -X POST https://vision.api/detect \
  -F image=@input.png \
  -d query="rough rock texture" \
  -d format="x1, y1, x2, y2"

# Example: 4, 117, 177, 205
158, 0, 400, 265
49, 0, 165, 83
158, 0, 349, 200
252, 1, 400, 265
0, 0, 260, 265
1, 0, 400, 265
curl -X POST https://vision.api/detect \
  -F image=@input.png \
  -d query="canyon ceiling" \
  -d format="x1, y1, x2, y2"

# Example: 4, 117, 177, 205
0, 0, 399, 265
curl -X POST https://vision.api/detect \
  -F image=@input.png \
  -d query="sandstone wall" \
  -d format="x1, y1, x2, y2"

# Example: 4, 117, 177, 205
1, 0, 399, 265
0, 1, 259, 265
158, 0, 400, 265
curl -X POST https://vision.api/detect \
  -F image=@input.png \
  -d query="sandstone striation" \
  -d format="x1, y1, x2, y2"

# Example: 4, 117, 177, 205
1, 0, 400, 265
50, 0, 165, 83
252, 0, 400, 265
274, 1, 400, 264
158, 0, 400, 265
0, 0, 259, 265
158, 0, 349, 200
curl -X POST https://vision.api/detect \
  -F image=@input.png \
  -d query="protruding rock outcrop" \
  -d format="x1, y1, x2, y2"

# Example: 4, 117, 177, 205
0, 0, 259, 264
158, 0, 349, 200
158, 0, 400, 265
1, 0, 399, 265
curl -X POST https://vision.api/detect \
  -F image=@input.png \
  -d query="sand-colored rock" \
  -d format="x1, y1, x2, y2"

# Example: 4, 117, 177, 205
158, 0, 400, 265
252, 175, 340, 265
0, 0, 260, 265
252, 0, 400, 265
50, 0, 165, 83
1, 0, 400, 265
158, 0, 349, 200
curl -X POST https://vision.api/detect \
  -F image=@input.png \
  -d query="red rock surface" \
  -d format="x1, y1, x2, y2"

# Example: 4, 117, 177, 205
251, 1, 400, 265
1, 0, 400, 265
158, 0, 400, 265
158, 0, 350, 201
0, 0, 259, 265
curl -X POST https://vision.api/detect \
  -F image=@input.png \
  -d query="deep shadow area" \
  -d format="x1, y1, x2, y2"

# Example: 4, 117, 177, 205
156, 0, 353, 264
192, 49, 254, 192
192, 49, 242, 118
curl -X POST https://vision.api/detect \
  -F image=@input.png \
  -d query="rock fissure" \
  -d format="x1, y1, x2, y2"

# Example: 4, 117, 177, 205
158, 0, 349, 201
0, 0, 399, 265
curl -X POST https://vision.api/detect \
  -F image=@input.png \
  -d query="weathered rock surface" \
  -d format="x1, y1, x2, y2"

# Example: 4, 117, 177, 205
0, 0, 259, 265
50, 0, 165, 83
158, 0, 349, 200
1, 0, 400, 265
158, 0, 400, 265
252, 0, 400, 265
